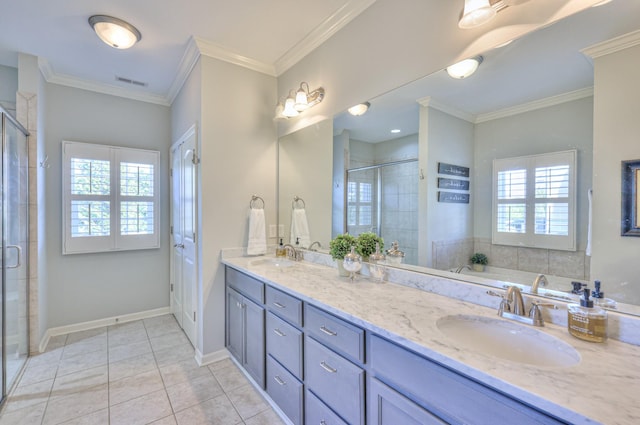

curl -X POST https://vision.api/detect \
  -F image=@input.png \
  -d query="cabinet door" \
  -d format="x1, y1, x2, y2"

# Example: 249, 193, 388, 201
244, 297, 266, 388
368, 378, 447, 425
226, 288, 244, 362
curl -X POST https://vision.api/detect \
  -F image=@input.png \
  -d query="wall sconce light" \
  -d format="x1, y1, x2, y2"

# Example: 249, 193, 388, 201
458, 0, 497, 29
275, 82, 325, 119
446, 56, 483, 79
348, 102, 371, 116
89, 15, 141, 49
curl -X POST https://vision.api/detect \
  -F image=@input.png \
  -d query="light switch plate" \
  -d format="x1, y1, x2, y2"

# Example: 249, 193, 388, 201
268, 224, 277, 238
278, 224, 284, 237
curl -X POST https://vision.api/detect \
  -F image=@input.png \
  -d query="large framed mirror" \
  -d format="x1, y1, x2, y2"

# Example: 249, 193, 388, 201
278, 1, 640, 316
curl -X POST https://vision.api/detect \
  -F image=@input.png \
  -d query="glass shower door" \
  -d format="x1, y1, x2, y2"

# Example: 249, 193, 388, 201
2, 112, 29, 398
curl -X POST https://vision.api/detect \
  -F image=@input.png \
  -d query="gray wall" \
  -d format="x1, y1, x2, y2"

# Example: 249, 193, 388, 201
45, 83, 172, 327
592, 43, 640, 303
473, 96, 594, 249
0, 64, 18, 110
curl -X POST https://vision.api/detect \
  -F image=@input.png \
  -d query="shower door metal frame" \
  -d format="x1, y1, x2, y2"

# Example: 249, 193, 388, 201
0, 107, 30, 405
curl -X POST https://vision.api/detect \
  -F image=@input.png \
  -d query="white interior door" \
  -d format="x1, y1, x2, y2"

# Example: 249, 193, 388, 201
170, 125, 198, 346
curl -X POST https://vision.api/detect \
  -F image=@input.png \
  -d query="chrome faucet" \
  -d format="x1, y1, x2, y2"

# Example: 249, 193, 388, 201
505, 286, 525, 316
488, 286, 557, 327
531, 274, 548, 294
282, 244, 303, 261
454, 264, 471, 273
308, 241, 322, 251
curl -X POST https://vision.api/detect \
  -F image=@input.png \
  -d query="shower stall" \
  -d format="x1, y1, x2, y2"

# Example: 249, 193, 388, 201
0, 107, 29, 404
346, 159, 418, 264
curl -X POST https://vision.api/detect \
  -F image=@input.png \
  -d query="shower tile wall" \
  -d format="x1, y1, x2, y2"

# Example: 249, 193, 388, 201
380, 161, 418, 265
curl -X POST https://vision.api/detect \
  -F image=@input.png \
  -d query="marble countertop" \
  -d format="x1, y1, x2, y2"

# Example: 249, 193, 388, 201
222, 255, 640, 425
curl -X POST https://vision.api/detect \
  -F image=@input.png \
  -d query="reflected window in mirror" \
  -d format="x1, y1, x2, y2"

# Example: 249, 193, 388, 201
493, 150, 576, 251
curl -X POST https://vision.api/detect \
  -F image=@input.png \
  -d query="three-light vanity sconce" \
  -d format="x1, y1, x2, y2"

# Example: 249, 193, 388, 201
275, 82, 325, 119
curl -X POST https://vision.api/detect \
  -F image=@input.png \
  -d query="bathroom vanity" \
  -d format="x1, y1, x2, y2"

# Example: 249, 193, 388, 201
222, 255, 640, 425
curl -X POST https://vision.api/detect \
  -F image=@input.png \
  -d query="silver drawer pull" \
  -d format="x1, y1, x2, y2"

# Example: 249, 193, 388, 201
320, 361, 337, 373
273, 328, 286, 337
319, 325, 337, 336
274, 375, 286, 386
273, 301, 286, 309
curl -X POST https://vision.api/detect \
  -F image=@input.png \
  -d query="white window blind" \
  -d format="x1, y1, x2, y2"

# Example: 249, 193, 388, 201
63, 141, 160, 254
492, 150, 576, 251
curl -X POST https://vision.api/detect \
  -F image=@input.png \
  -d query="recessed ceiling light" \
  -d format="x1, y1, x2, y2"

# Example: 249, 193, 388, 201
390, 129, 401, 134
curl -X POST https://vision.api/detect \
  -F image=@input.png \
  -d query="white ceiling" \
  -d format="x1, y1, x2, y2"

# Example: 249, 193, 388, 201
0, 0, 374, 104
333, 0, 640, 143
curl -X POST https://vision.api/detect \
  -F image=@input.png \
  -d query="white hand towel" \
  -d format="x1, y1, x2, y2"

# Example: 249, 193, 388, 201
290, 208, 311, 248
247, 208, 267, 255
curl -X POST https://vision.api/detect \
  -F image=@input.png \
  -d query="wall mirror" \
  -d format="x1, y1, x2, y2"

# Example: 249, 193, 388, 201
278, 1, 640, 316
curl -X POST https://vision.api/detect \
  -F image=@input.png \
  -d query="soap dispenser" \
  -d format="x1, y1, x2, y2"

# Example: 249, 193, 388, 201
368, 242, 386, 283
568, 288, 608, 343
276, 238, 285, 258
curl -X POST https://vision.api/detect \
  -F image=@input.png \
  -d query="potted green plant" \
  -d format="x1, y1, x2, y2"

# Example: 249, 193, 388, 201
356, 232, 384, 259
330, 233, 357, 276
470, 253, 488, 272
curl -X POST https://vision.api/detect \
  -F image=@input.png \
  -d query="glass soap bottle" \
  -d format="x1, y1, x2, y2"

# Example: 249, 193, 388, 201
342, 246, 362, 282
568, 288, 608, 343
276, 238, 286, 258
368, 242, 386, 283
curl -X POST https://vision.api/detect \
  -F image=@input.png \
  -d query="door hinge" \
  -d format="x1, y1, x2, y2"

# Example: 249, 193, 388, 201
170, 168, 173, 177
170, 283, 173, 292
193, 311, 196, 322
170, 225, 173, 235
192, 232, 196, 243
192, 151, 200, 165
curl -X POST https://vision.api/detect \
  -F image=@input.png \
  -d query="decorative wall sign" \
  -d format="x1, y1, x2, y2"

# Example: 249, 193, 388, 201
622, 159, 640, 236
438, 162, 469, 177
438, 191, 470, 204
437, 177, 469, 191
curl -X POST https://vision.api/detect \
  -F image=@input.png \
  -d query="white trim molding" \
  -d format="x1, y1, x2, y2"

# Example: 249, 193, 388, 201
195, 348, 230, 367
418, 96, 475, 123
582, 28, 640, 59
38, 306, 171, 353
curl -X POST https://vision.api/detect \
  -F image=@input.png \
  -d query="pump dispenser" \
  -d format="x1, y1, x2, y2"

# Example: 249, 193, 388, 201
568, 288, 608, 342
276, 238, 286, 258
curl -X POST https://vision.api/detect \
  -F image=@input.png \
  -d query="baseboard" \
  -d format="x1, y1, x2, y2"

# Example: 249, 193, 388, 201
195, 347, 229, 366
38, 306, 171, 353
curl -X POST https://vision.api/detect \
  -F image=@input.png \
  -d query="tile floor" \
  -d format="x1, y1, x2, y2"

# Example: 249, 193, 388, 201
0, 314, 286, 425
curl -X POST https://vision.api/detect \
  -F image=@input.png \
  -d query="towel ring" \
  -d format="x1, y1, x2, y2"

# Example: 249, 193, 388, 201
250, 195, 265, 209
292, 195, 306, 209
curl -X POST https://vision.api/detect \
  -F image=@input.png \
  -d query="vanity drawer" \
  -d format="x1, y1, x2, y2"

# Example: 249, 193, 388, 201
266, 355, 303, 425
266, 285, 303, 326
369, 334, 564, 425
305, 304, 364, 363
226, 267, 264, 304
266, 312, 303, 379
305, 389, 349, 425
305, 336, 365, 425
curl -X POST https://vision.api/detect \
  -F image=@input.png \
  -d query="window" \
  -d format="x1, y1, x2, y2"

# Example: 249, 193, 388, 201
63, 141, 160, 254
347, 181, 373, 226
492, 150, 576, 251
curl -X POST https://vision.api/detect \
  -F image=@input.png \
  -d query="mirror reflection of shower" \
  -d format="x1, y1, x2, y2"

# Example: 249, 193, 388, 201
346, 159, 418, 265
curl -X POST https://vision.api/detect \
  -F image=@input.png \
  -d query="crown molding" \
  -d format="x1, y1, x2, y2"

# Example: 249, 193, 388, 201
194, 37, 277, 76
38, 58, 171, 106
475, 87, 594, 123
418, 96, 475, 123
166, 37, 202, 104
274, 0, 377, 76
582, 28, 640, 59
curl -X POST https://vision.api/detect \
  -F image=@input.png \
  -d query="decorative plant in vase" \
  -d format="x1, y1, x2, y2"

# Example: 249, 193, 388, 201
356, 232, 384, 259
329, 233, 357, 276
470, 252, 489, 272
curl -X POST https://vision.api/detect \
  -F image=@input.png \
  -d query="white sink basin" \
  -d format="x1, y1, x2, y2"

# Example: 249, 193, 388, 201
249, 258, 296, 269
436, 314, 580, 368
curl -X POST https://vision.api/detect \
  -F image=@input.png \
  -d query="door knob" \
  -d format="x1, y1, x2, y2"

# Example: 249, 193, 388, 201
173, 243, 185, 248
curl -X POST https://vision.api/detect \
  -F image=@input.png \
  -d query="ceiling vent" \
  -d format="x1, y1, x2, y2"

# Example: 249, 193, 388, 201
115, 76, 148, 87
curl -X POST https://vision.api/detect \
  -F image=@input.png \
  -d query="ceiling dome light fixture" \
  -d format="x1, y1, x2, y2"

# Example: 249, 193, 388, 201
89, 15, 141, 49
446, 56, 483, 79
458, 0, 497, 29
348, 102, 371, 116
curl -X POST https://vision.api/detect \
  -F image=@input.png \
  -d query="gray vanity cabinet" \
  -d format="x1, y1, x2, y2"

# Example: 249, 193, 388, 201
368, 334, 566, 425
304, 307, 365, 425
225, 269, 265, 389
